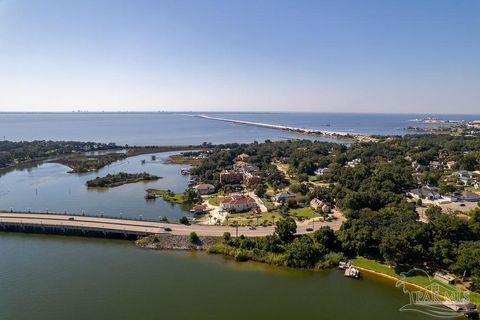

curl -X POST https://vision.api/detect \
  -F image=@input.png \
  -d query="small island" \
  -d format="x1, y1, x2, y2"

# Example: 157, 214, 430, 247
56, 153, 127, 173
86, 172, 160, 188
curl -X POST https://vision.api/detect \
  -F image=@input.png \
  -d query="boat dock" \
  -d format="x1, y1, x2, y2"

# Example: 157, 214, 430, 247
339, 261, 360, 279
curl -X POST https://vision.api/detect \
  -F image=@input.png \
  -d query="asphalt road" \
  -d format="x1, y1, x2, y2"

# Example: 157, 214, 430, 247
0, 211, 344, 237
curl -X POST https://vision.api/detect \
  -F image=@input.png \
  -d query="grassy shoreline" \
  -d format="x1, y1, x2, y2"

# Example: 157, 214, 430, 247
352, 257, 480, 305
146, 188, 186, 203
135, 232, 480, 306
164, 154, 204, 166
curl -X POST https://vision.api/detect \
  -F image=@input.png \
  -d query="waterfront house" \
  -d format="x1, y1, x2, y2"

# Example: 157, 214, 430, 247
408, 186, 441, 201
191, 204, 208, 214
194, 184, 215, 195
275, 191, 295, 203
220, 194, 257, 212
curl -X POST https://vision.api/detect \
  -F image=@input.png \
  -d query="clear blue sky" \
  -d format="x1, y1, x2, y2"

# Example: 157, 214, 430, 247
0, 0, 478, 113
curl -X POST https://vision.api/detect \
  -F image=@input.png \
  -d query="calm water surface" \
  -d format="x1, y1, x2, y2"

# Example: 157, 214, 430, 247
0, 233, 457, 320
0, 151, 191, 220
0, 112, 475, 319
1, 112, 478, 145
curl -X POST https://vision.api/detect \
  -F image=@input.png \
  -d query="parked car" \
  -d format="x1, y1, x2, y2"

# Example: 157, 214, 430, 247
164, 227, 172, 232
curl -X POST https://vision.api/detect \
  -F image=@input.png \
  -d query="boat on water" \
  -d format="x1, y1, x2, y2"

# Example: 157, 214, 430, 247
188, 178, 196, 187
180, 168, 190, 175
144, 193, 157, 200
344, 266, 360, 279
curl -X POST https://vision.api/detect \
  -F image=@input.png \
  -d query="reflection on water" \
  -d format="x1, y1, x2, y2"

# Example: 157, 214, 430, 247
0, 151, 192, 220
0, 232, 439, 320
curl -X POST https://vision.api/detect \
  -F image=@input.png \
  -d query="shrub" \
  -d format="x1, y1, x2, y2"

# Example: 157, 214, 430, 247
223, 232, 232, 243
234, 249, 250, 262
189, 232, 200, 244
317, 252, 347, 269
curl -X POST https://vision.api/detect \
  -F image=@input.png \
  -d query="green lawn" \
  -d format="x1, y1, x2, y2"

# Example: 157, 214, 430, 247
352, 257, 480, 305
225, 210, 282, 226
290, 206, 319, 219
147, 189, 186, 203
205, 194, 225, 206
261, 197, 275, 211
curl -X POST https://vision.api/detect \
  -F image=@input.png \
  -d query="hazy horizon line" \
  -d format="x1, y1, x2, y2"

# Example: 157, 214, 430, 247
0, 110, 479, 116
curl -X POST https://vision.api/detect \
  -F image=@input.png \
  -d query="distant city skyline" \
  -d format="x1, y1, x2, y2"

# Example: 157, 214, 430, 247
0, 0, 479, 114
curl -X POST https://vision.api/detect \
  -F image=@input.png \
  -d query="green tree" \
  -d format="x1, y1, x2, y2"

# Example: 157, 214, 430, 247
313, 226, 338, 251
189, 232, 200, 244
223, 232, 232, 243
450, 242, 480, 277
255, 184, 266, 198
184, 188, 201, 203
275, 217, 297, 243
285, 236, 322, 268
179, 216, 190, 225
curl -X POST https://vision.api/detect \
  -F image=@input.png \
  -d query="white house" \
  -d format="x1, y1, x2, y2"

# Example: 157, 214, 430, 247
408, 186, 441, 201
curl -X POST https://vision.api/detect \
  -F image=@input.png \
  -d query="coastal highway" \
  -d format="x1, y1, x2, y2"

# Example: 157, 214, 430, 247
0, 211, 343, 237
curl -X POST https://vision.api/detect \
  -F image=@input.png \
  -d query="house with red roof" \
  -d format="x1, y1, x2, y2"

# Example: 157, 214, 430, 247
220, 194, 257, 212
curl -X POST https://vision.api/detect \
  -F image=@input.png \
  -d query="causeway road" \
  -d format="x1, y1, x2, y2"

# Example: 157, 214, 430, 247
0, 211, 344, 237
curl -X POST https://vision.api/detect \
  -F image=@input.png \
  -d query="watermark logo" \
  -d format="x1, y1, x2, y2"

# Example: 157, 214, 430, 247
396, 268, 476, 318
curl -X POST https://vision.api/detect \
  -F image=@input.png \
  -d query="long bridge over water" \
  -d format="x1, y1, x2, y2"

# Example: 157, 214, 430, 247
0, 210, 343, 239
0, 211, 276, 239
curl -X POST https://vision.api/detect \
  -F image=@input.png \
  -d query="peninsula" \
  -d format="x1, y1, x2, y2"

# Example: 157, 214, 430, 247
196, 114, 376, 142
86, 172, 160, 188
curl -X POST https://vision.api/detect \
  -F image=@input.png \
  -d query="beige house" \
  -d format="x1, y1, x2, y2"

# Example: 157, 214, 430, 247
195, 184, 215, 195
220, 195, 257, 212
